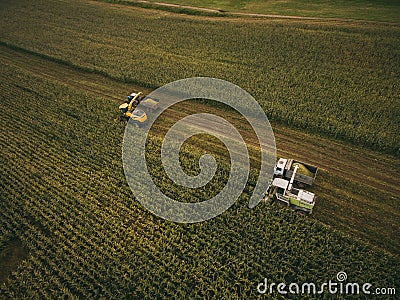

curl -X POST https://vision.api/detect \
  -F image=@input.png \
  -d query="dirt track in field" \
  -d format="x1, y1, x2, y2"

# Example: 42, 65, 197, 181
1, 45, 399, 254
1, 45, 397, 195
98, 0, 400, 25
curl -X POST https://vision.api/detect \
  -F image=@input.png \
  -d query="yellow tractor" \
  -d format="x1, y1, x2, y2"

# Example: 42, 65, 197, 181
115, 92, 159, 127
117, 92, 147, 126
117, 92, 159, 126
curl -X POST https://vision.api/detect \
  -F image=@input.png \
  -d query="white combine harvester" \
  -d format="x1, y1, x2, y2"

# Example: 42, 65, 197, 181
265, 158, 318, 214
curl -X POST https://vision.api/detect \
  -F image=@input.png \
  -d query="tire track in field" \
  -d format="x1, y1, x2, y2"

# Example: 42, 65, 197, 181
1, 44, 399, 254
93, 0, 400, 25
1, 44, 398, 196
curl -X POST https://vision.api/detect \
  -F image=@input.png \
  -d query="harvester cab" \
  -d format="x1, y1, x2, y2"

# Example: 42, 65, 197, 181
274, 158, 287, 176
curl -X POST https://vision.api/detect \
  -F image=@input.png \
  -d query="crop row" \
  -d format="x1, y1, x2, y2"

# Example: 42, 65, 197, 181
1, 61, 399, 298
0, 0, 399, 154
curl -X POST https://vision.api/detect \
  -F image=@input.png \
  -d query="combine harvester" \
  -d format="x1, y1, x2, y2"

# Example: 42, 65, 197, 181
265, 158, 318, 214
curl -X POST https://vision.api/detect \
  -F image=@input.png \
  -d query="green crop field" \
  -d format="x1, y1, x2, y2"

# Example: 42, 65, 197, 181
0, 47, 399, 299
1, 0, 399, 155
0, 0, 399, 298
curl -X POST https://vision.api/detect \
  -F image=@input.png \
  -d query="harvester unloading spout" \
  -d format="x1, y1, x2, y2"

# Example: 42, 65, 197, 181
288, 164, 298, 191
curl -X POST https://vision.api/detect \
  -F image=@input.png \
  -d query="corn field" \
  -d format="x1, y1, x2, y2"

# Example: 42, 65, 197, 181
0, 37, 399, 299
1, 0, 399, 298
0, 0, 399, 155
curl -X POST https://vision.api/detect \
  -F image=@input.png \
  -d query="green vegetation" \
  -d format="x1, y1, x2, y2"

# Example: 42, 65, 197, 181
2, 38, 398, 256
1, 56, 399, 299
1, 0, 399, 155
0, 0, 399, 298
143, 0, 400, 22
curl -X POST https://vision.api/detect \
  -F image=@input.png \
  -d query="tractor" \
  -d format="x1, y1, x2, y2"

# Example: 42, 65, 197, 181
116, 92, 159, 126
